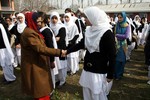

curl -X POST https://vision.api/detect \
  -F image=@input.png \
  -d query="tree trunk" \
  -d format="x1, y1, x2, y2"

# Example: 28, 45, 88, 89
120, 0, 122, 4
106, 0, 108, 5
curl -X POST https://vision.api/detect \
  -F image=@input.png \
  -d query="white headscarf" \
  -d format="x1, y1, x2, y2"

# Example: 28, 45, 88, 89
126, 17, 132, 41
64, 13, 79, 42
84, 6, 111, 53
12, 15, 16, 24
17, 13, 26, 33
133, 15, 141, 27
50, 12, 65, 36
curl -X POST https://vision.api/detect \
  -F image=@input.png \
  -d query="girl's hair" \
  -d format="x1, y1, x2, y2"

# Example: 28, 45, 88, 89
0, 16, 11, 38
37, 11, 48, 24
138, 17, 145, 32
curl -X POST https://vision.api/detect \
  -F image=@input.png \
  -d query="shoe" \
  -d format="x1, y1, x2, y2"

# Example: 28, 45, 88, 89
1, 78, 7, 83
57, 82, 66, 88
147, 80, 150, 85
55, 81, 60, 87
67, 71, 71, 75
126, 59, 130, 62
3, 80, 16, 84
13, 63, 18, 68
70, 72, 76, 76
115, 77, 121, 80
59, 82, 66, 86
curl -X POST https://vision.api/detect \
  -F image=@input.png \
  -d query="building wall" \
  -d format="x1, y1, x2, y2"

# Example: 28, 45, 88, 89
0, 0, 15, 17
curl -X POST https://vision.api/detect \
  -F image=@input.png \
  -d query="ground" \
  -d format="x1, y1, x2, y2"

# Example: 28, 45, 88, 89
0, 46, 150, 100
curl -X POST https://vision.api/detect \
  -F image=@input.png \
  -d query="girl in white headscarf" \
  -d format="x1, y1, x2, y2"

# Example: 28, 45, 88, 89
64, 13, 80, 75
137, 17, 149, 46
0, 17, 16, 84
133, 15, 141, 29
9, 13, 26, 67
66, 6, 116, 100
50, 12, 67, 87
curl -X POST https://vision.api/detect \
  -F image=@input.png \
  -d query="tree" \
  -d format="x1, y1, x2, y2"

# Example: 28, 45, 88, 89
106, 0, 108, 5
14, 0, 23, 12
14, 0, 50, 12
120, 0, 123, 4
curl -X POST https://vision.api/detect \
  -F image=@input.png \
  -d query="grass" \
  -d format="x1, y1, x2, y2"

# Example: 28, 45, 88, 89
0, 46, 150, 100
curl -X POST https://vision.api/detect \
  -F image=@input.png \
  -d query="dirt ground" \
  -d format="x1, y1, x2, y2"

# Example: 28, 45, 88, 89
0, 46, 150, 100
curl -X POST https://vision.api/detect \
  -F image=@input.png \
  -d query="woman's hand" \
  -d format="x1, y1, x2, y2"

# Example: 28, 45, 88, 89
50, 62, 55, 69
16, 44, 21, 48
56, 37, 60, 42
61, 50, 67, 57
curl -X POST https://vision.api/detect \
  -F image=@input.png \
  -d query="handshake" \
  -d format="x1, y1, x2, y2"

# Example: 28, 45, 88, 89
61, 50, 67, 57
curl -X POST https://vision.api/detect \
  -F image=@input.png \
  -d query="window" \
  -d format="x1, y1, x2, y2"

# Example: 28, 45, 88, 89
1, 0, 9, 7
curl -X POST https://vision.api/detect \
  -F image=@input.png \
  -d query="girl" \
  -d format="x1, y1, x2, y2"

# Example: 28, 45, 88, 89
50, 12, 67, 86
64, 13, 80, 75
66, 6, 116, 100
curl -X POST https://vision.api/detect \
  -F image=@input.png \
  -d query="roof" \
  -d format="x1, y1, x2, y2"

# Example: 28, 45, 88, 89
46, 2, 150, 15
95, 2, 150, 13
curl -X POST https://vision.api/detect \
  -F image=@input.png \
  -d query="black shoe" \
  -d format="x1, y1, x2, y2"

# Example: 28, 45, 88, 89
67, 71, 71, 75
2, 78, 7, 83
126, 59, 130, 62
55, 81, 60, 87
3, 80, 16, 84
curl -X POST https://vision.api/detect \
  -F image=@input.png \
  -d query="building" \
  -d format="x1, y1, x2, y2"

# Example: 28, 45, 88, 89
0, 0, 15, 17
95, 2, 150, 22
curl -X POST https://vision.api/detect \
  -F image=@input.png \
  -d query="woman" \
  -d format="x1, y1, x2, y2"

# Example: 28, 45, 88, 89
66, 6, 116, 100
64, 13, 80, 75
114, 12, 130, 80
20, 12, 64, 100
50, 12, 67, 86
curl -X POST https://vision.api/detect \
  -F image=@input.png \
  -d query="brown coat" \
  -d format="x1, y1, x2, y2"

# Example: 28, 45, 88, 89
20, 27, 61, 98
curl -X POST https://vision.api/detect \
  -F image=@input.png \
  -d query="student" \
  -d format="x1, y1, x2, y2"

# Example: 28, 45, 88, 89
9, 13, 26, 66
20, 12, 65, 100
66, 6, 116, 100
65, 8, 86, 62
0, 17, 16, 84
50, 12, 67, 87
137, 17, 149, 46
64, 13, 80, 75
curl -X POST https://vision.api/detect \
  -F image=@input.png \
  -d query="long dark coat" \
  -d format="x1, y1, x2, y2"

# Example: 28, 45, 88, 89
20, 27, 61, 98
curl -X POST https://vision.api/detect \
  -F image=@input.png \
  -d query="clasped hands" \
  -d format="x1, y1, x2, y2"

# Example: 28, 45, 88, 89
61, 50, 67, 57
